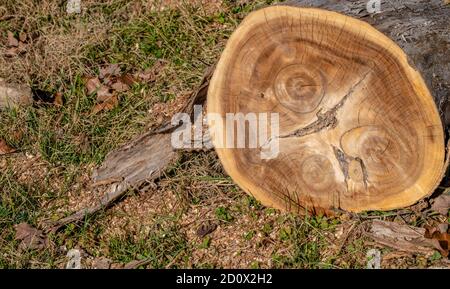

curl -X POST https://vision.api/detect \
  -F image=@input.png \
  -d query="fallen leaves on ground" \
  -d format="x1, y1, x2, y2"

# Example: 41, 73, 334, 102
85, 64, 137, 114
5, 31, 28, 57
84, 61, 167, 114
99, 64, 121, 80
196, 221, 217, 238
149, 92, 191, 125
425, 225, 450, 257
119, 74, 138, 86
14, 223, 48, 251
0, 138, 16, 155
111, 80, 129, 92
135, 60, 166, 82
54, 92, 64, 106
18, 32, 27, 43
95, 85, 114, 102
85, 77, 102, 95
91, 96, 119, 114
7, 31, 19, 47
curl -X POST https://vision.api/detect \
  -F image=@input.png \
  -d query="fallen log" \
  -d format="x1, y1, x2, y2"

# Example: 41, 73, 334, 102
51, 0, 450, 229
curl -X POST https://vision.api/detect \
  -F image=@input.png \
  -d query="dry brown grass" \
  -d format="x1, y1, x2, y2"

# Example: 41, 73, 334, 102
1, 1, 103, 87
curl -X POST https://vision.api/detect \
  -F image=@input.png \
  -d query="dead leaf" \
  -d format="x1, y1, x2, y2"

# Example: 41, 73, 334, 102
91, 95, 118, 114
425, 226, 449, 257
196, 222, 217, 238
111, 80, 129, 92
438, 223, 448, 234
85, 77, 102, 95
7, 31, 19, 47
54, 92, 63, 106
120, 74, 138, 86
431, 193, 450, 216
17, 41, 27, 54
19, 32, 27, 42
0, 139, 16, 155
5, 47, 20, 57
99, 64, 121, 79
14, 223, 48, 251
96, 85, 113, 102
135, 60, 166, 82
136, 70, 156, 82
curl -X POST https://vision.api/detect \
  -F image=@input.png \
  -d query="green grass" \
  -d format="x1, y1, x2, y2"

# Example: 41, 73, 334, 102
0, 168, 40, 227
271, 216, 326, 268
107, 220, 189, 268
215, 206, 234, 223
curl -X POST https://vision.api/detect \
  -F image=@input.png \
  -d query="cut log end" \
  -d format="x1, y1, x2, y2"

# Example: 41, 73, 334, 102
207, 6, 447, 214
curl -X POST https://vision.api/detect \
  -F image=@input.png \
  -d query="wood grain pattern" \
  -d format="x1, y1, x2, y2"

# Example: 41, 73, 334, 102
207, 6, 447, 214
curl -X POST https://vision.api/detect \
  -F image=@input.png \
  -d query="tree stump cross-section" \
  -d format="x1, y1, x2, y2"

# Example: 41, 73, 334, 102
207, 6, 447, 214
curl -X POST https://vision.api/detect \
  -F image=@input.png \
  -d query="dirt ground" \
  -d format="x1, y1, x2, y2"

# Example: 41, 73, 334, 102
0, 0, 449, 269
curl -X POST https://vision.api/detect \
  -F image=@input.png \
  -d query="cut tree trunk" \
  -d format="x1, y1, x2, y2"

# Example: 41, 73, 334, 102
208, 1, 450, 214
0, 79, 32, 109
51, 0, 450, 229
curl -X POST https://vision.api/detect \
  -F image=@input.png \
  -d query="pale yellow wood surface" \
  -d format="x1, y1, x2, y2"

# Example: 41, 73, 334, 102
207, 6, 446, 214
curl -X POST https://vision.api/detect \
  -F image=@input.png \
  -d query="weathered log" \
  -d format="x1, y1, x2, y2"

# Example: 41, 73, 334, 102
208, 0, 450, 214
366, 220, 444, 256
51, 0, 450, 229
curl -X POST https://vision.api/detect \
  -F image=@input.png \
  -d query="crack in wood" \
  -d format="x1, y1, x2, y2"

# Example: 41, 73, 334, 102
282, 70, 371, 138
333, 145, 370, 194
355, 156, 370, 189
261, 71, 371, 150
332, 145, 350, 183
